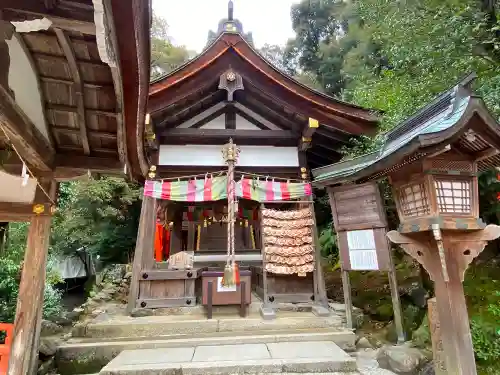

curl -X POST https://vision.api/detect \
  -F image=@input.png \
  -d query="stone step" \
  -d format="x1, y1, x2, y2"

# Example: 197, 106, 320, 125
76, 312, 344, 340
99, 341, 357, 375
57, 329, 355, 375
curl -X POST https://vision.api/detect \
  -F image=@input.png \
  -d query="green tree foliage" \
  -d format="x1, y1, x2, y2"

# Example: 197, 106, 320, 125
0, 223, 63, 323
151, 13, 194, 79
51, 178, 142, 263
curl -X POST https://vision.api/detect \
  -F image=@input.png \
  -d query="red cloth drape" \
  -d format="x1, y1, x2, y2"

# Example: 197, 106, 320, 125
154, 222, 170, 262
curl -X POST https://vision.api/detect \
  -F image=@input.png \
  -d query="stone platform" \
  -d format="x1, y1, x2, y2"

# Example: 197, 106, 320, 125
99, 341, 357, 375
57, 311, 354, 374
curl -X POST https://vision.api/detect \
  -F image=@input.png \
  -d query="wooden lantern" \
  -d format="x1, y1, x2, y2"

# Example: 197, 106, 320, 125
390, 150, 482, 233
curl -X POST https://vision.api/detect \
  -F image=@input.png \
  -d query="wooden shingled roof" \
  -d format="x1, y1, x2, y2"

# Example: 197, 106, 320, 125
149, 31, 379, 170
0, 0, 151, 180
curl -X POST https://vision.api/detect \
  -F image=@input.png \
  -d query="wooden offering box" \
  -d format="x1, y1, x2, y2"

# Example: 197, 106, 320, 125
137, 268, 202, 309
201, 269, 252, 318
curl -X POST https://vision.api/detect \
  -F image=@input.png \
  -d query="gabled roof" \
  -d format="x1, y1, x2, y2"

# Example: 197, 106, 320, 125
149, 32, 377, 128
313, 73, 500, 185
148, 29, 379, 169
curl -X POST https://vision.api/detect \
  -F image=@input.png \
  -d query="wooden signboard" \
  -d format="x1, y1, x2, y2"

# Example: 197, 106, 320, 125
327, 182, 404, 343
329, 183, 391, 271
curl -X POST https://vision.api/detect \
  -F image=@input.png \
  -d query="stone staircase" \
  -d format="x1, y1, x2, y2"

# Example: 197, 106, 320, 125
56, 310, 358, 374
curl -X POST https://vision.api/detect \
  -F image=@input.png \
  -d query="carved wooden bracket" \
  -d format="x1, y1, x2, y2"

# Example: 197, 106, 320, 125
218, 70, 244, 101
387, 225, 500, 282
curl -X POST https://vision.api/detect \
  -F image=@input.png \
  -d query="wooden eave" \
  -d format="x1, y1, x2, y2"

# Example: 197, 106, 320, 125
0, 0, 151, 180
149, 33, 379, 134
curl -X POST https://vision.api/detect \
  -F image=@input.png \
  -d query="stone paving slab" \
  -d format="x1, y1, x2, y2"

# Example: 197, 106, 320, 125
192, 343, 270, 362
99, 341, 357, 375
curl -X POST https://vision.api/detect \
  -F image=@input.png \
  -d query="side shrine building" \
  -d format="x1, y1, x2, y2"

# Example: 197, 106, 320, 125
127, 3, 379, 317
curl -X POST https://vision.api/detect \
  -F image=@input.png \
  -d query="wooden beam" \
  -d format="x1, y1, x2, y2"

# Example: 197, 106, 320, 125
315, 127, 350, 143
52, 126, 117, 140
2, 4, 96, 35
234, 107, 271, 130
46, 103, 118, 118
33, 52, 106, 68
8, 213, 52, 374
58, 145, 116, 155
474, 148, 499, 162
40, 76, 114, 89
225, 103, 236, 129
191, 106, 226, 129
241, 72, 373, 135
159, 89, 223, 122
160, 128, 297, 146
54, 28, 90, 155
238, 94, 300, 132
0, 84, 53, 171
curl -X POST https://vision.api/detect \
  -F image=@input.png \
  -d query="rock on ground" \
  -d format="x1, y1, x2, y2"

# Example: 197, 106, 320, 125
39, 337, 59, 357
40, 320, 63, 336
377, 344, 424, 374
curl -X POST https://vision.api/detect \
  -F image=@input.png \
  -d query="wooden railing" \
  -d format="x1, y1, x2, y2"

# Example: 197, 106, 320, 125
0, 323, 13, 375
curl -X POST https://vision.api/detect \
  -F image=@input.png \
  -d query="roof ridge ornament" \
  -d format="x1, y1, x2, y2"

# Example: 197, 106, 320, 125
228, 0, 234, 21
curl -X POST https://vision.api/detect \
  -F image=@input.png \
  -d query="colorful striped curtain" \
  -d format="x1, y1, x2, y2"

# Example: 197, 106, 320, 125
144, 177, 228, 202
144, 176, 312, 202
236, 177, 312, 201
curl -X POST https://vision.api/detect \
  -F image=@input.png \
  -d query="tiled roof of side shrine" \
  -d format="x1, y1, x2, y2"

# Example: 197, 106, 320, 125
312, 73, 500, 186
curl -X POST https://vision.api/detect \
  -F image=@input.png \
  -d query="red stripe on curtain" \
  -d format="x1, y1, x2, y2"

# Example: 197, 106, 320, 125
242, 177, 251, 199
280, 181, 290, 200
161, 181, 171, 200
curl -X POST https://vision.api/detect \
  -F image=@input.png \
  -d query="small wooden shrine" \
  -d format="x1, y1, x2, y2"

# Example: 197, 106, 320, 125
313, 73, 500, 375
128, 2, 379, 318
0, 1, 151, 374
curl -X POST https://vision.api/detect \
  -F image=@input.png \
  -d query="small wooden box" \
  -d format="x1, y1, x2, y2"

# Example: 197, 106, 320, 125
201, 270, 252, 305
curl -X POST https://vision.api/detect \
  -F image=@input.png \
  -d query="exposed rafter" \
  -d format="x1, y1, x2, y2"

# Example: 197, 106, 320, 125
234, 107, 271, 130
2, 3, 96, 35
46, 103, 118, 118
160, 128, 296, 146
54, 28, 90, 155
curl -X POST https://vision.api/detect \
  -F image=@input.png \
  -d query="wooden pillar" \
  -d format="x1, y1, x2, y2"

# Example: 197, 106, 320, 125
7, 213, 51, 375
428, 297, 447, 375
387, 225, 500, 375
127, 195, 156, 313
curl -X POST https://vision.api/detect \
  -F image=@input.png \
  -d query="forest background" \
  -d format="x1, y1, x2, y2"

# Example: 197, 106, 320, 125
1, 0, 499, 373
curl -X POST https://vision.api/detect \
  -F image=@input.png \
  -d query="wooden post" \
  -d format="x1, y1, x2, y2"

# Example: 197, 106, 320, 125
428, 297, 447, 375
310, 200, 328, 307
387, 269, 405, 344
387, 225, 500, 375
341, 270, 353, 329
127, 195, 156, 313
7, 214, 51, 375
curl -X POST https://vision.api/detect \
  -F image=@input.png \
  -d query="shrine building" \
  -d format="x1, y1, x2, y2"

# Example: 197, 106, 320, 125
127, 2, 379, 317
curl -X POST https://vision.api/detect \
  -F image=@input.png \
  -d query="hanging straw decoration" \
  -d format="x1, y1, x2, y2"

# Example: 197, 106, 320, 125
221, 138, 240, 287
